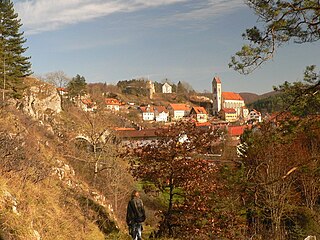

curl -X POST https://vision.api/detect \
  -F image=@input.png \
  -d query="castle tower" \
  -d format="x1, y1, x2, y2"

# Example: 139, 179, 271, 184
146, 80, 155, 99
212, 76, 222, 115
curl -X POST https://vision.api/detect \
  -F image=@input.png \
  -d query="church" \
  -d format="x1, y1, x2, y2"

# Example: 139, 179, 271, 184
212, 76, 247, 120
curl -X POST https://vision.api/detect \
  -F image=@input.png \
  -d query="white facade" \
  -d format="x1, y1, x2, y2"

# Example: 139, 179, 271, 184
173, 110, 186, 120
106, 105, 120, 111
155, 111, 169, 122
222, 100, 245, 117
162, 82, 172, 94
143, 112, 155, 121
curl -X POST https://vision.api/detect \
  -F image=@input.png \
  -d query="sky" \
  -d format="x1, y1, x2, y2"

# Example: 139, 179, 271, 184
12, 0, 320, 94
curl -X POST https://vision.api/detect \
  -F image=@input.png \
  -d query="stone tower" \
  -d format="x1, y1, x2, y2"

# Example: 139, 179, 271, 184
212, 76, 222, 115
146, 80, 155, 99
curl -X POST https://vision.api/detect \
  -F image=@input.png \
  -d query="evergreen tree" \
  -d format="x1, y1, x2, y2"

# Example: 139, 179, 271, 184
67, 74, 87, 98
0, 0, 32, 99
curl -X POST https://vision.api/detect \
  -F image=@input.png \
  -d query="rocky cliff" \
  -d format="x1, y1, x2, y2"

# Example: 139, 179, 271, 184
20, 76, 62, 120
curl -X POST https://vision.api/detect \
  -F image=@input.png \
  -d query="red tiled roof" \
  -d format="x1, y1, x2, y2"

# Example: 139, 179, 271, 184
140, 106, 154, 113
222, 92, 244, 101
195, 122, 211, 127
228, 125, 246, 136
154, 106, 168, 113
57, 87, 67, 92
105, 98, 120, 105
213, 76, 221, 84
113, 127, 135, 131
81, 99, 94, 106
169, 104, 190, 111
192, 106, 208, 114
222, 108, 236, 113
115, 129, 158, 138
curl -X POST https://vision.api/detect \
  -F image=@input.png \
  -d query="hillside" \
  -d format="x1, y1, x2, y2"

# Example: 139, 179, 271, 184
0, 78, 136, 240
239, 91, 279, 105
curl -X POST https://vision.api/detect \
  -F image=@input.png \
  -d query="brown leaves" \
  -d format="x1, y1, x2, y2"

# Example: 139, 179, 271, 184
127, 120, 221, 238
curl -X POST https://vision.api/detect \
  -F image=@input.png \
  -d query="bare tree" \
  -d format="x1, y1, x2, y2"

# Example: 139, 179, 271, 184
44, 71, 70, 88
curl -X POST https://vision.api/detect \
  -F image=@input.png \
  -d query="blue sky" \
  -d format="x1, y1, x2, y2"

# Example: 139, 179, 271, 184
13, 0, 320, 94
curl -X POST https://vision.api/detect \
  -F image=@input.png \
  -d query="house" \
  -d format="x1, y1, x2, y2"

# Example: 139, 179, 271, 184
57, 87, 68, 96
140, 105, 155, 121
248, 109, 262, 122
105, 98, 121, 111
220, 108, 237, 122
162, 82, 172, 94
168, 104, 190, 120
81, 99, 96, 112
228, 125, 247, 142
154, 106, 169, 122
190, 106, 208, 123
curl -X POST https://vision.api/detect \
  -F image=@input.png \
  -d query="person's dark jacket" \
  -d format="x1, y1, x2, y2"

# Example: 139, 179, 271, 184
126, 197, 146, 226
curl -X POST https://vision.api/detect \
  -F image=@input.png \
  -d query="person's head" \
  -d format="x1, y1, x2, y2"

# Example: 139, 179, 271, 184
131, 190, 140, 199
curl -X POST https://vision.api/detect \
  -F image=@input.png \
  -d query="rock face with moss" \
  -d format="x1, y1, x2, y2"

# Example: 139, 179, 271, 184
20, 77, 62, 120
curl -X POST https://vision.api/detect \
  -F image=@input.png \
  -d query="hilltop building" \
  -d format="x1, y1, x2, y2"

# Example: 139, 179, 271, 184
162, 82, 172, 94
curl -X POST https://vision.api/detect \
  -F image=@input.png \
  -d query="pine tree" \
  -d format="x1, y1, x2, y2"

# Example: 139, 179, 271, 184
67, 74, 87, 98
0, 0, 32, 99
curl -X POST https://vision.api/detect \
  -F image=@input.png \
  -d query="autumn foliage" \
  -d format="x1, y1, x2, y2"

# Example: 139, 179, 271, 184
128, 121, 221, 239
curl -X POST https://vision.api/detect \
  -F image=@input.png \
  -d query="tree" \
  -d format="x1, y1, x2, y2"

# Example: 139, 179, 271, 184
128, 121, 220, 238
0, 0, 32, 99
67, 74, 87, 98
61, 107, 135, 224
274, 65, 320, 116
44, 70, 70, 88
239, 116, 320, 239
230, 0, 320, 74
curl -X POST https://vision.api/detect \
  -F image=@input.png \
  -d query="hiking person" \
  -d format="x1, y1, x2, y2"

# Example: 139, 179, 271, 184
126, 190, 146, 240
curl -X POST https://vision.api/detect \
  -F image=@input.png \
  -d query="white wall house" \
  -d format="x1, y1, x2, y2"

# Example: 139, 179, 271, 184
162, 82, 172, 94
248, 109, 262, 122
156, 112, 169, 122
154, 106, 169, 122
168, 104, 190, 120
190, 107, 208, 123
140, 106, 155, 121
105, 98, 120, 111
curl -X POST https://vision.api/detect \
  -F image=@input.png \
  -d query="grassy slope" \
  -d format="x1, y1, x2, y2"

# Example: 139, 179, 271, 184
0, 105, 119, 240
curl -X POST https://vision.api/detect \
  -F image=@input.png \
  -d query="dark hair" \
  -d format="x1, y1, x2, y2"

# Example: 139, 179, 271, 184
131, 190, 138, 199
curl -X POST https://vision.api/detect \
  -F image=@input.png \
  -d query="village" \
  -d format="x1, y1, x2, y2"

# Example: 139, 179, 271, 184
57, 76, 264, 142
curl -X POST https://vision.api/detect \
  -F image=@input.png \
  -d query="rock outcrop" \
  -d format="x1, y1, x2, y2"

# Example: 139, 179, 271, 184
20, 76, 62, 120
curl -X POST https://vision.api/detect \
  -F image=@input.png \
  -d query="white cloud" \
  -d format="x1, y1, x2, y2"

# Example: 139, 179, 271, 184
13, 0, 245, 35
161, 0, 245, 25
14, 0, 187, 35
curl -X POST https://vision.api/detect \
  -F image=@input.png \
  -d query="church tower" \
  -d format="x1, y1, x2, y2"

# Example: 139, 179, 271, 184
212, 76, 222, 115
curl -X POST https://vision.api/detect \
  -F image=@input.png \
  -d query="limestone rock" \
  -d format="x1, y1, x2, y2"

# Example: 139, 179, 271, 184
20, 77, 62, 120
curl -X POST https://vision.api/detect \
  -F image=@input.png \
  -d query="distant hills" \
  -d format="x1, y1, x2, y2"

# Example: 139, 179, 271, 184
239, 91, 279, 104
